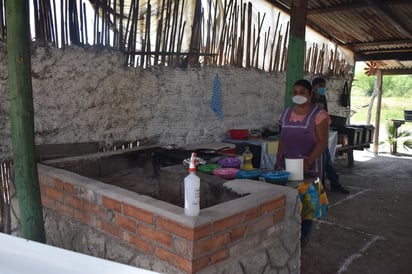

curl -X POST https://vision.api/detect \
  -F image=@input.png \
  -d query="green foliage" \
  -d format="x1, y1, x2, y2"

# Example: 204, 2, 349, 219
382, 122, 411, 154
403, 139, 412, 151
382, 75, 412, 97
351, 73, 375, 96
352, 69, 412, 97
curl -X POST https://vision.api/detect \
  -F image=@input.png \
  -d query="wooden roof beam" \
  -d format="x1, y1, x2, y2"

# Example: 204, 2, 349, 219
348, 39, 412, 49
381, 68, 412, 75
355, 51, 412, 61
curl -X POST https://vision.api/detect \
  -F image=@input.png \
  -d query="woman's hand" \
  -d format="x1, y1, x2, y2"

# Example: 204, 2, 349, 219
304, 157, 314, 172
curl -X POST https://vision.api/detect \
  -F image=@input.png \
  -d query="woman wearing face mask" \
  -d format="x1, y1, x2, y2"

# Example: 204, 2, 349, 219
275, 79, 330, 246
275, 79, 330, 179
311, 77, 328, 111
312, 77, 350, 194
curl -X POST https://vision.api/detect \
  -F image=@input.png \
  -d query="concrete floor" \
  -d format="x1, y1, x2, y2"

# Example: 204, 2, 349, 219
301, 149, 412, 274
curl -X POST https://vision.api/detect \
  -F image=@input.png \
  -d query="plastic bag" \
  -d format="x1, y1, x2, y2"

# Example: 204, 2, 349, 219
297, 178, 329, 220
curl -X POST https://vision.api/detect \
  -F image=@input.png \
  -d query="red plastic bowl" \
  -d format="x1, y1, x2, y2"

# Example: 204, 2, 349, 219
229, 129, 249, 140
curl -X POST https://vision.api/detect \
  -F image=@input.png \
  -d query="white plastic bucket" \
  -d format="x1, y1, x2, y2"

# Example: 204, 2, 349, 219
285, 158, 304, 181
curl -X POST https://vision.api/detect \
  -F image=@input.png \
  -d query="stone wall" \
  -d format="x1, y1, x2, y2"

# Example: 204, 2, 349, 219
0, 42, 351, 158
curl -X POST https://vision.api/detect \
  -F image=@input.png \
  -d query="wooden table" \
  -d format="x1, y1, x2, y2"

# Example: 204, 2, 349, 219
335, 143, 371, 167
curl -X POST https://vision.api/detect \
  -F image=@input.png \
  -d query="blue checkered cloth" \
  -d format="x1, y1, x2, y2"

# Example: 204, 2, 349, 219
210, 74, 223, 120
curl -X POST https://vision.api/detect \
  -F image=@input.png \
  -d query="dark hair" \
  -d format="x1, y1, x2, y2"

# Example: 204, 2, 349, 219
312, 77, 326, 86
293, 79, 312, 93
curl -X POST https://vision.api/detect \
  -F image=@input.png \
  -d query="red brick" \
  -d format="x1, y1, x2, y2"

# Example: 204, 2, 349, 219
83, 200, 108, 220
54, 179, 64, 191
41, 195, 55, 209
128, 234, 154, 254
275, 195, 286, 206
99, 220, 123, 238
246, 206, 260, 220
44, 186, 63, 202
210, 248, 229, 264
156, 253, 210, 274
157, 216, 211, 241
65, 195, 82, 209
123, 203, 153, 224
260, 195, 286, 213
213, 212, 245, 232
192, 256, 210, 273
74, 209, 94, 225
274, 208, 285, 223
102, 196, 122, 212
64, 182, 74, 193
230, 226, 246, 241
139, 225, 172, 247
54, 201, 74, 216
114, 213, 137, 233
193, 233, 230, 257
155, 247, 201, 273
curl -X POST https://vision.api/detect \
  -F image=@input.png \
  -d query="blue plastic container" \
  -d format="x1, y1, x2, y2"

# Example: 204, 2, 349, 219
236, 169, 262, 180
262, 171, 290, 185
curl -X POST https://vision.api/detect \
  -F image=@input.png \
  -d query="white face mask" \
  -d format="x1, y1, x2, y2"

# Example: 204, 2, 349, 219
292, 95, 308, 105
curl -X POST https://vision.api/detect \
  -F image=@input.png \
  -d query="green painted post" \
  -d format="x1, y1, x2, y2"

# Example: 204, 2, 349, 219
284, 0, 308, 108
6, 0, 46, 242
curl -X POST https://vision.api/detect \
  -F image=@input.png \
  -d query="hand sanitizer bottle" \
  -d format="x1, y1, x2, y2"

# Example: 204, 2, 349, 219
184, 152, 200, 216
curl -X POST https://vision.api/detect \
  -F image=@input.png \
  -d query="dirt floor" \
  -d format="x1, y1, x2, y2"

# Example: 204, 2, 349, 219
301, 148, 412, 274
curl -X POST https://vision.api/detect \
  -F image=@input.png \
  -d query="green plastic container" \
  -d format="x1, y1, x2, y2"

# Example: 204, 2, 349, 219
197, 164, 221, 174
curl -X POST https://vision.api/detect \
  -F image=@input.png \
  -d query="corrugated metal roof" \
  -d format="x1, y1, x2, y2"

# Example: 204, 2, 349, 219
267, 0, 412, 74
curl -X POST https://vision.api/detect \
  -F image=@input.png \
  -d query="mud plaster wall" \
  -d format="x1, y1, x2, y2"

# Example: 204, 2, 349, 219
0, 42, 350, 157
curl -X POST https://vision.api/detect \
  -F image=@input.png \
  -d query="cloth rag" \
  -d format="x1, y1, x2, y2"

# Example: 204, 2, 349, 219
210, 74, 223, 120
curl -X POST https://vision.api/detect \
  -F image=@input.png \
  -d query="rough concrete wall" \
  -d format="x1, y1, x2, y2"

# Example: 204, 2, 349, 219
323, 77, 352, 118
0, 42, 286, 157
0, 42, 350, 158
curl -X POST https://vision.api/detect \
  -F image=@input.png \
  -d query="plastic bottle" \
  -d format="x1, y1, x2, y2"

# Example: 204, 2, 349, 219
242, 146, 254, 170
184, 152, 200, 217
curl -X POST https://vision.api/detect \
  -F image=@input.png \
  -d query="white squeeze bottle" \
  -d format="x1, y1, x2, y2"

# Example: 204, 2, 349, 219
184, 152, 200, 217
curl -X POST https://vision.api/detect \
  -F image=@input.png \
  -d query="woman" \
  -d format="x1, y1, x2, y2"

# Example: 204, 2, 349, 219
275, 79, 330, 246
311, 77, 350, 194
275, 79, 330, 178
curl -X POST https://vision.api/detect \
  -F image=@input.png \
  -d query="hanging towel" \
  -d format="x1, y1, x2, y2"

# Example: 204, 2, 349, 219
210, 74, 223, 120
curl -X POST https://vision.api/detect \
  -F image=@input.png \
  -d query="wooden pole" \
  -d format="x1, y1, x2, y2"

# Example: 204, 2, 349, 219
245, 2, 252, 68
6, 0, 45, 242
284, 0, 308, 107
373, 70, 383, 155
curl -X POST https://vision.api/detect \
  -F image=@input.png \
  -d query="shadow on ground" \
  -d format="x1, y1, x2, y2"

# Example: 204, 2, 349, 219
301, 150, 412, 274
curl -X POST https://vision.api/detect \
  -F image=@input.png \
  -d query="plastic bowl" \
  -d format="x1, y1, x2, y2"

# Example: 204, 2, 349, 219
262, 171, 290, 185
213, 168, 239, 179
218, 157, 242, 168
229, 129, 249, 140
236, 169, 262, 180
197, 164, 221, 174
